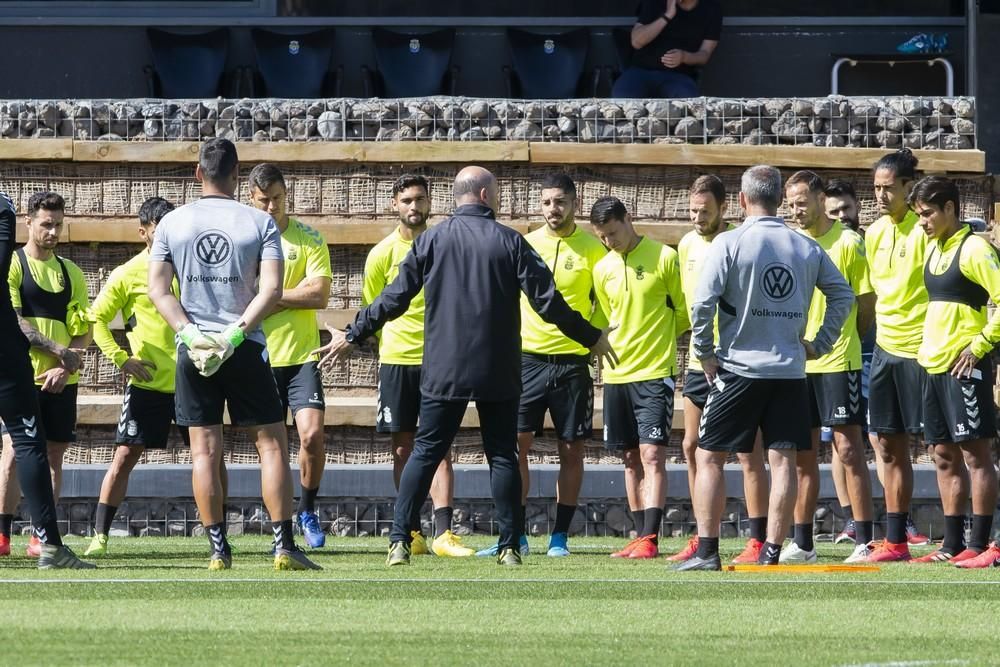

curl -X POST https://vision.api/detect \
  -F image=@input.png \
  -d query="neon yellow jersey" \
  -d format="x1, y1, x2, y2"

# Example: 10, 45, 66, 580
593, 236, 688, 384
520, 225, 607, 356
919, 226, 1000, 373
262, 218, 332, 368
8, 252, 90, 385
678, 226, 733, 371
800, 222, 872, 373
88, 249, 178, 394
865, 210, 928, 358
363, 228, 425, 366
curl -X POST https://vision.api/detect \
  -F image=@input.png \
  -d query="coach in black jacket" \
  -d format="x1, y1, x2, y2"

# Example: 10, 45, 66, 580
317, 166, 616, 565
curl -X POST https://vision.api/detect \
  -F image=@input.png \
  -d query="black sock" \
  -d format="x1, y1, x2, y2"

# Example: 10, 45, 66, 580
433, 506, 453, 538
642, 507, 663, 544
0, 514, 12, 538
297, 486, 319, 515
856, 520, 874, 545
695, 536, 719, 559
886, 512, 907, 544
95, 503, 117, 536
206, 522, 230, 556
272, 519, 295, 552
794, 523, 814, 552
970, 514, 993, 552
758, 541, 782, 564
632, 509, 645, 535
749, 516, 767, 543
942, 514, 966, 554
553, 503, 576, 536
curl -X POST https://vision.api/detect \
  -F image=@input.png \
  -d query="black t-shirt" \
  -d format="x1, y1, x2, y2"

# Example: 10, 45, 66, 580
630, 0, 722, 77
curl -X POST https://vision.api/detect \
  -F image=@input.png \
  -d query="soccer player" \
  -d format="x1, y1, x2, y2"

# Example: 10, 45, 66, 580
864, 149, 929, 562
667, 175, 771, 565
248, 163, 332, 550
314, 166, 615, 567
83, 197, 190, 556
364, 173, 472, 558
676, 165, 853, 571
149, 138, 318, 571
590, 196, 688, 560
781, 171, 875, 564
0, 192, 91, 568
499, 172, 607, 558
907, 176, 1000, 567
0, 191, 92, 559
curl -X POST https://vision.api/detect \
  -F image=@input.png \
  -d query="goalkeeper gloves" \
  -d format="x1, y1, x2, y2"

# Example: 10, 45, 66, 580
176, 323, 226, 377
205, 323, 246, 369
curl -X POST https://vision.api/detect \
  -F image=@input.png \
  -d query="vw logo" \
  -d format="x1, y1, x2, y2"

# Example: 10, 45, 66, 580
760, 263, 795, 302
194, 230, 233, 267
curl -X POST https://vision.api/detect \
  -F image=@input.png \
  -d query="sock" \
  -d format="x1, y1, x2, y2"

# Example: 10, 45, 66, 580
433, 506, 453, 538
758, 541, 782, 564
970, 514, 993, 552
642, 507, 663, 544
695, 536, 719, 559
749, 516, 767, 543
632, 509, 645, 535
886, 512, 907, 544
553, 503, 576, 536
941, 514, 966, 554
0, 514, 12, 538
297, 486, 319, 515
272, 519, 295, 552
856, 520, 874, 545
206, 522, 230, 556
793, 523, 814, 552
95, 503, 117, 536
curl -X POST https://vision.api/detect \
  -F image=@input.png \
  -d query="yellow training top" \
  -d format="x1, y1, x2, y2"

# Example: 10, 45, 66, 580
800, 222, 872, 373
520, 225, 608, 356
678, 226, 733, 371
865, 210, 928, 358
262, 218, 333, 368
363, 228, 425, 366
919, 225, 1000, 373
593, 236, 688, 384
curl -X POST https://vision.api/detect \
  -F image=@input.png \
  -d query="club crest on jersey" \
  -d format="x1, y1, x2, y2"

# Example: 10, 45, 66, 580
634, 265, 645, 280
287, 248, 298, 261
564, 257, 574, 270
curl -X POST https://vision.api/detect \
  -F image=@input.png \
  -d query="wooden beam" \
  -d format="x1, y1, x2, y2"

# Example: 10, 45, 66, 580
73, 141, 201, 163
528, 143, 987, 173
58, 215, 687, 245
76, 393, 684, 429
0, 138, 73, 160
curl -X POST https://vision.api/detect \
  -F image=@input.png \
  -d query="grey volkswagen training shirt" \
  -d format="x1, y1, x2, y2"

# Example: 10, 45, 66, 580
150, 195, 283, 345
690, 215, 854, 379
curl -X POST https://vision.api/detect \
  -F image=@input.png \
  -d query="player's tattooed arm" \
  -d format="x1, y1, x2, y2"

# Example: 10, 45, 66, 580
272, 275, 331, 313
16, 308, 82, 372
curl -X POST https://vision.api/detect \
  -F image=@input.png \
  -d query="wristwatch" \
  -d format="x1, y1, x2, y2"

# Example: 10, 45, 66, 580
343, 326, 357, 344
662, 13, 671, 22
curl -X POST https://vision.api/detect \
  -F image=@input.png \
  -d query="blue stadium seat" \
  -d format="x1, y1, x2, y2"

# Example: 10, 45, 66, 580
365, 27, 459, 98
249, 27, 342, 98
503, 28, 597, 99
144, 28, 234, 99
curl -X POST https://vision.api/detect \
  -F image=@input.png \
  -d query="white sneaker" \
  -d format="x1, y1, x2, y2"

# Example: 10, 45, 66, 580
778, 541, 818, 564
844, 542, 874, 563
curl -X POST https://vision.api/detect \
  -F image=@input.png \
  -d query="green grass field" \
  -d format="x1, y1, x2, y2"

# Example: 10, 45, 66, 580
2, 535, 998, 667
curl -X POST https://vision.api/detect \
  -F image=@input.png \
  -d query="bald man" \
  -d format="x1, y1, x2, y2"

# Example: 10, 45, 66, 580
315, 166, 617, 567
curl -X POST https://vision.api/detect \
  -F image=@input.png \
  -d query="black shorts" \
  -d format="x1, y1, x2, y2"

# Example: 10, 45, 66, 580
603, 378, 674, 450
115, 385, 189, 449
868, 345, 926, 435
681, 368, 710, 410
923, 358, 997, 444
37, 384, 77, 443
272, 362, 325, 417
517, 353, 594, 441
807, 370, 865, 428
174, 340, 284, 428
377, 364, 421, 433
0, 349, 47, 446
698, 368, 810, 453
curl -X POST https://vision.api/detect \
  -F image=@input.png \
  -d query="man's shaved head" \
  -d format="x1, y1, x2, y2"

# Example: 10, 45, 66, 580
454, 166, 499, 210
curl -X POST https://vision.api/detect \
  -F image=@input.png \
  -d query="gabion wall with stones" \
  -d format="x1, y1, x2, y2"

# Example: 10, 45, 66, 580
0, 96, 977, 148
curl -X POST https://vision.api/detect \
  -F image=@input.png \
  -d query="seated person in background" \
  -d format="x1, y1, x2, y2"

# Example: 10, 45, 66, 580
613, 0, 722, 99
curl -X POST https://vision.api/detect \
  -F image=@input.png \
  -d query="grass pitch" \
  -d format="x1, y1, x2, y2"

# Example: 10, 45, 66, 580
2, 535, 998, 667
